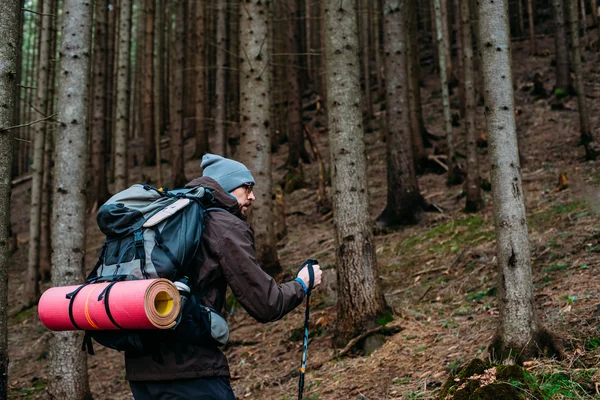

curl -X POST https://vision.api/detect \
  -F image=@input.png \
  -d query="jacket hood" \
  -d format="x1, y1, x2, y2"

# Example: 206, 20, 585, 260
185, 176, 242, 216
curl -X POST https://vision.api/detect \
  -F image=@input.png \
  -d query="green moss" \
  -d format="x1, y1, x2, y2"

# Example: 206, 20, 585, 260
471, 382, 526, 399
496, 365, 525, 383
529, 202, 583, 229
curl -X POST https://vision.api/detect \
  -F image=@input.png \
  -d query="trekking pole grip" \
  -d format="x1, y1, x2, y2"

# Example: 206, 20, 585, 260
297, 258, 318, 295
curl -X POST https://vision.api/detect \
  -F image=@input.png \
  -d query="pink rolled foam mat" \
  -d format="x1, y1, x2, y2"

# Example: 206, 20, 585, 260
38, 278, 180, 331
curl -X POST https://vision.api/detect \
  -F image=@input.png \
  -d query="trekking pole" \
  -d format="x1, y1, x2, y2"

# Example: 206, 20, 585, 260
297, 259, 317, 400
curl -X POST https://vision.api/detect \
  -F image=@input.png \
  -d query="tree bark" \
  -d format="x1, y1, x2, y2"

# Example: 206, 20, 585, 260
154, 0, 164, 183
239, 0, 281, 274
434, 0, 461, 184
461, 0, 483, 212
0, 1, 20, 396
142, 0, 155, 166
49, 0, 93, 397
440, 0, 455, 84
286, 0, 310, 168
360, 0, 373, 121
567, 0, 598, 159
324, 0, 389, 346
114, 0, 131, 191
406, 0, 428, 170
170, 0, 186, 188
527, 0, 536, 54
26, 0, 54, 307
553, 0, 573, 94
377, 0, 427, 227
192, 0, 207, 159
91, 0, 110, 207
591, 0, 599, 26
212, 0, 227, 156
518, 0, 525, 36
476, 0, 559, 363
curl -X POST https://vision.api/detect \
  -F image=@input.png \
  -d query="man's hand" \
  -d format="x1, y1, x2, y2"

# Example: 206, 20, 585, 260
297, 262, 322, 290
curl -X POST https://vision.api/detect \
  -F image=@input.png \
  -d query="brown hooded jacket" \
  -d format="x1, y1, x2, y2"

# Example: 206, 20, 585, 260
125, 177, 305, 381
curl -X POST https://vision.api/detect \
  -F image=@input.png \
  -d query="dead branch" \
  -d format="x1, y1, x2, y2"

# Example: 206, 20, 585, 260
428, 154, 449, 171
0, 113, 58, 133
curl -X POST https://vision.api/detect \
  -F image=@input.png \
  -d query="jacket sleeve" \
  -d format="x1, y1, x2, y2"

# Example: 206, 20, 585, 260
215, 220, 305, 323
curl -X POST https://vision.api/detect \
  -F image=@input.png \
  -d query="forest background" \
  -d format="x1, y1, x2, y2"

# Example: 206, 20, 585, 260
1, 0, 600, 399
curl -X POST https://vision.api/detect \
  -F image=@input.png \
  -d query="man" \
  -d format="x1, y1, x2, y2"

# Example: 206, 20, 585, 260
126, 154, 322, 399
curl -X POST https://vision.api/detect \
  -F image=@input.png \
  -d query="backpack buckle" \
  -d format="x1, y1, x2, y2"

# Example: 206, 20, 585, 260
134, 230, 144, 248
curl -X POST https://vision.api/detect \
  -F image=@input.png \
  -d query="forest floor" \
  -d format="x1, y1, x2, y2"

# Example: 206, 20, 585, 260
6, 36, 600, 400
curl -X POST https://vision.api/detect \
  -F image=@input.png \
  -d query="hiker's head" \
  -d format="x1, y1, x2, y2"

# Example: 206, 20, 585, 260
201, 154, 256, 215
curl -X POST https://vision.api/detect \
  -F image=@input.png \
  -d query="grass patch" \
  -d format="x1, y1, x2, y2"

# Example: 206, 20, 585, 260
538, 370, 598, 398
529, 201, 584, 228
395, 215, 495, 260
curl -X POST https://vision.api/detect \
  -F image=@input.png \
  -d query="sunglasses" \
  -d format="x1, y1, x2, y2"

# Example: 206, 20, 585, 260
242, 183, 255, 195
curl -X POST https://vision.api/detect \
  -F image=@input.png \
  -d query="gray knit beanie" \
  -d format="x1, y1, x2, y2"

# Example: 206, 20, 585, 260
200, 154, 255, 193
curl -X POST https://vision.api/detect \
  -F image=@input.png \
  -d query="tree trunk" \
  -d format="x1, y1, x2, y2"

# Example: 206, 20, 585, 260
213, 0, 228, 156
114, 0, 131, 191
169, 0, 186, 188
324, 0, 389, 346
553, 0, 573, 94
567, 0, 598, 159
591, 0, 599, 26
49, 0, 93, 396
192, 0, 207, 159
441, 0, 455, 84
0, 1, 20, 397
239, 0, 281, 274
360, 0, 373, 121
286, 0, 310, 168
26, 0, 54, 307
435, 0, 461, 184
153, 0, 164, 183
518, 0, 525, 36
527, 0, 536, 54
373, 0, 384, 100
227, 0, 241, 157
406, 0, 428, 171
105, 0, 117, 182
476, 0, 560, 363
142, 0, 155, 166
461, 0, 483, 212
377, 0, 427, 227
91, 0, 110, 208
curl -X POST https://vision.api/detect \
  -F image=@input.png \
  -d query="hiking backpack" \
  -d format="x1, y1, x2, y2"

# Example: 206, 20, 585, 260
76, 184, 228, 354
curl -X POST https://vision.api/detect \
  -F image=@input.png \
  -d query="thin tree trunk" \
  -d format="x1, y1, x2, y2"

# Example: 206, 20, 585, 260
567, 0, 598, 159
455, 0, 465, 113
142, 0, 155, 166
105, 0, 117, 182
373, 0, 384, 100
518, 0, 525, 36
213, 0, 228, 156
170, 0, 186, 188
461, 0, 483, 212
435, 0, 461, 184
324, 0, 389, 347
0, 1, 20, 397
476, 0, 560, 363
114, 0, 132, 191
527, 0, 536, 54
91, 0, 110, 207
580, 0, 589, 46
227, 0, 240, 157
49, 0, 93, 396
377, 0, 427, 227
591, 0, 599, 26
153, 0, 163, 183
441, 0, 454, 84
192, 0, 207, 159
286, 0, 310, 168
40, 0, 59, 282
406, 0, 428, 170
26, 0, 53, 306
239, 0, 281, 274
360, 0, 373, 120
553, 0, 573, 94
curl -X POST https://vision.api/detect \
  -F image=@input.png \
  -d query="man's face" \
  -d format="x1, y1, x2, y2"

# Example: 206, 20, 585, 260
230, 183, 255, 216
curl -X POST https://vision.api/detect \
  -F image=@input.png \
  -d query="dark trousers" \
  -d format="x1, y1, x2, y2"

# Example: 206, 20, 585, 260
129, 377, 236, 400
